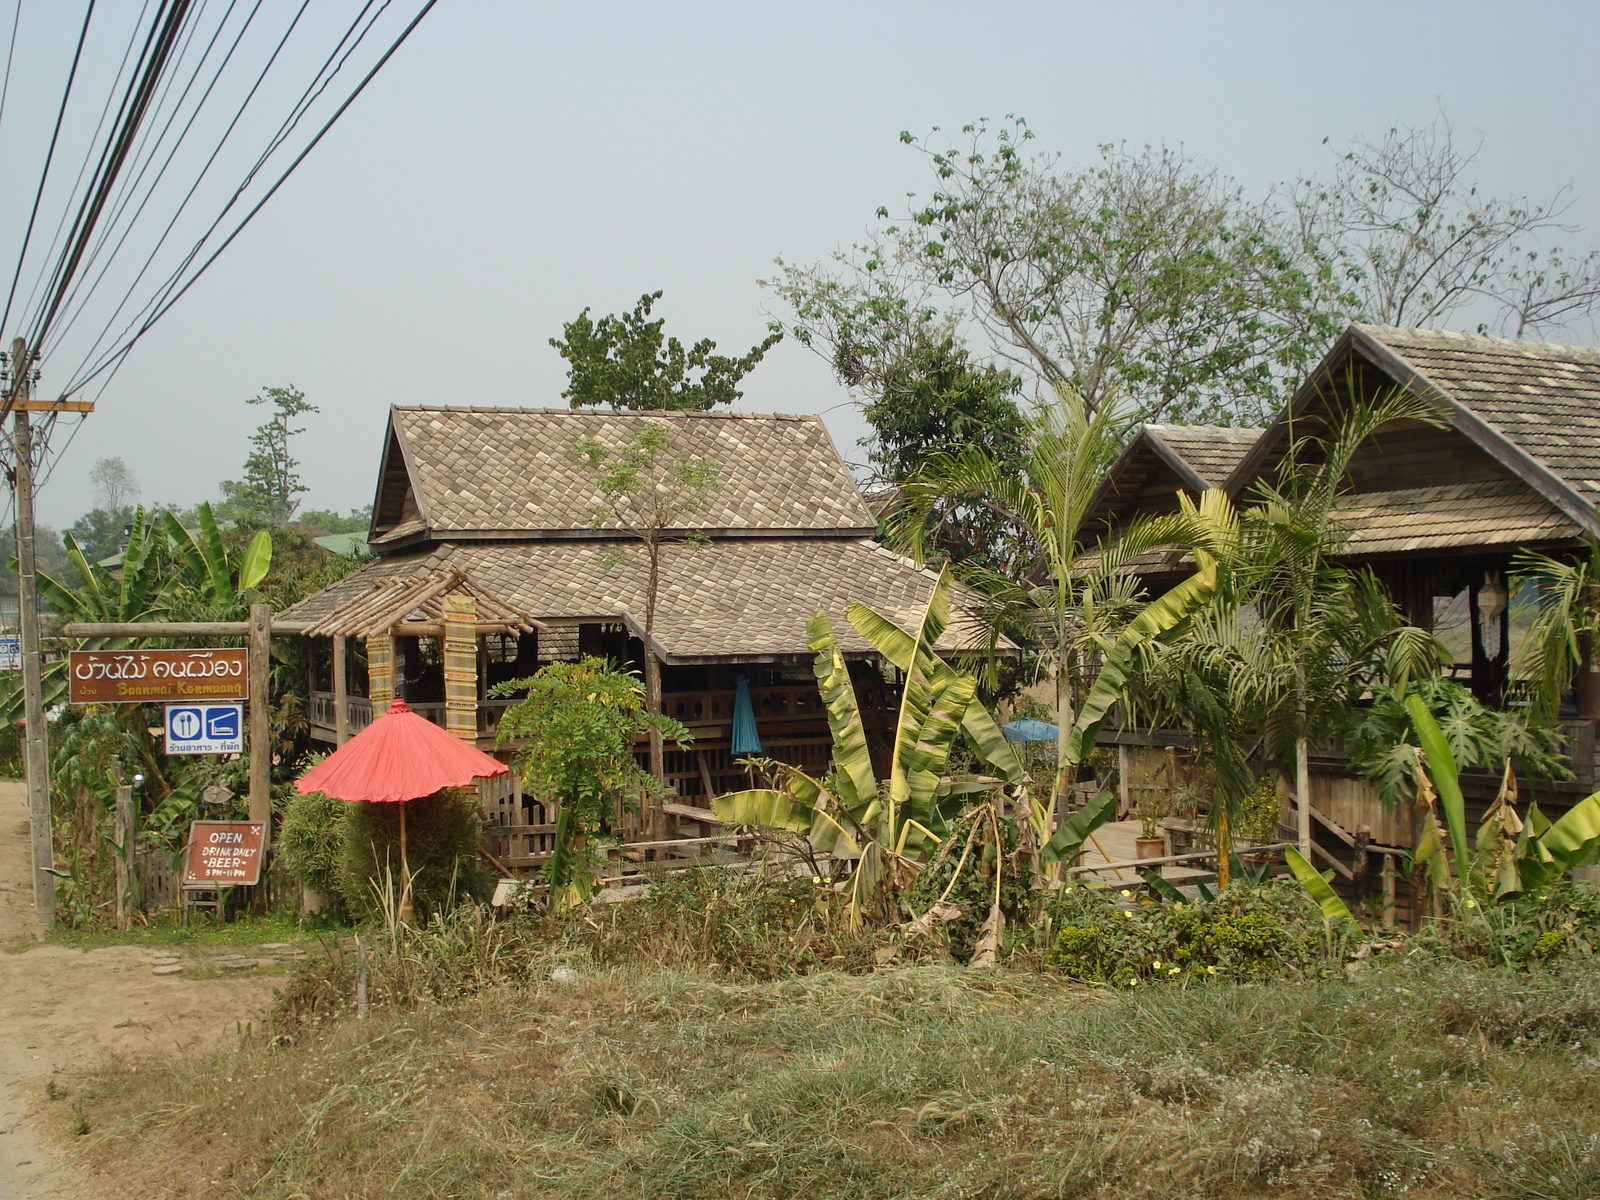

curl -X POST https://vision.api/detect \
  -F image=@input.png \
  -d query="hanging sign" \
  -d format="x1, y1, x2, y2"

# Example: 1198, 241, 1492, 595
164, 703, 244, 755
182, 821, 266, 886
68, 648, 247, 704
0, 635, 19, 671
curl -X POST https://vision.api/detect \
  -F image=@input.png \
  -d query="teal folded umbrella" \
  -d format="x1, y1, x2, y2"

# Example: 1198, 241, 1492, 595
732, 675, 763, 755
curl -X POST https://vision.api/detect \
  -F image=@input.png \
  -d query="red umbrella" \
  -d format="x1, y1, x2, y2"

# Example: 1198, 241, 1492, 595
297, 698, 508, 919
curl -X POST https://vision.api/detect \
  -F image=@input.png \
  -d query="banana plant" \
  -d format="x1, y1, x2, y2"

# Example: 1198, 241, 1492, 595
162, 502, 272, 616
1403, 694, 1600, 906
0, 508, 173, 719
715, 568, 1022, 922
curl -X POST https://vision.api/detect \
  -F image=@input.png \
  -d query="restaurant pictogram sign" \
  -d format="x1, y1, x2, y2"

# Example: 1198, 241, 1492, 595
68, 648, 248, 704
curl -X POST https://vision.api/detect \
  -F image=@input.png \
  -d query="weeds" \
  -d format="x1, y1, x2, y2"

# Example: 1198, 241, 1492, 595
60, 955, 1600, 1199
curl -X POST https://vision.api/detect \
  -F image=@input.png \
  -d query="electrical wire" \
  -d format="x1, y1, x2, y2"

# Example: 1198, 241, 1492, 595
13, 0, 154, 343
49, 0, 320, 387
0, 1, 95, 348
0, 0, 25, 148
64, 0, 386, 381
25, 0, 195, 356
41, 0, 254, 360
61, 0, 437, 401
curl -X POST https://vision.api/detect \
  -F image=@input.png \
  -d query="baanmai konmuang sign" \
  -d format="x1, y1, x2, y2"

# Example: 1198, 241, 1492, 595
67, 648, 248, 704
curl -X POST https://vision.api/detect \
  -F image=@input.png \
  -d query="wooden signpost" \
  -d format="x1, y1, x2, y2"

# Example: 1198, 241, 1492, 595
67, 647, 248, 704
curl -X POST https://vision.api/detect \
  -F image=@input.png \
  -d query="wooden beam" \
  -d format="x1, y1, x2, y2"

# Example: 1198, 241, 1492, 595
332, 634, 349, 746
59, 619, 310, 637
15, 398, 93, 412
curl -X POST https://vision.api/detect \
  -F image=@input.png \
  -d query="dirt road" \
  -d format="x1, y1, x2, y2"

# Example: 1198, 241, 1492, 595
0, 781, 280, 1199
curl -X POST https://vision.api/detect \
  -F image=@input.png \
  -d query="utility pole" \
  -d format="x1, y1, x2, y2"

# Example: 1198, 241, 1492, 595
9, 337, 54, 936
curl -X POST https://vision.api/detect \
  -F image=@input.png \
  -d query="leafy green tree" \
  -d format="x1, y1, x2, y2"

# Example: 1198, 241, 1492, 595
65, 507, 134, 563
770, 118, 1335, 427
552, 290, 781, 411
573, 421, 721, 779
493, 658, 688, 907
218, 386, 317, 526
296, 505, 372, 534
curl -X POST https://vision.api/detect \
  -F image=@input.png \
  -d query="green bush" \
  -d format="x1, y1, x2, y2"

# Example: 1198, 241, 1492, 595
904, 805, 1033, 961
278, 789, 349, 902
339, 788, 492, 923
1046, 879, 1342, 986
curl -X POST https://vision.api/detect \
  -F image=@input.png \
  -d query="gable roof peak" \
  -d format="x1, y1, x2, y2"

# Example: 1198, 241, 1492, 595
1355, 322, 1600, 362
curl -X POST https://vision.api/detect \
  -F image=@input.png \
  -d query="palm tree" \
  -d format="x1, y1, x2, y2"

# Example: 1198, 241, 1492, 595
1232, 384, 1445, 856
889, 385, 1210, 821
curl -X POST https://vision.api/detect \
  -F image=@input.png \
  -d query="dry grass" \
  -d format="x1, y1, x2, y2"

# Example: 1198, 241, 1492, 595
40, 951, 1600, 1200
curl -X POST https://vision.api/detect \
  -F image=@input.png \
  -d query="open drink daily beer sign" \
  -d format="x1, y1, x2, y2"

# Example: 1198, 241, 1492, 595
183, 821, 267, 886
68, 648, 247, 704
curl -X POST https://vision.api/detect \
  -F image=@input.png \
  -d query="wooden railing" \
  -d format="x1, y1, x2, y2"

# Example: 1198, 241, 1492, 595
309, 692, 519, 741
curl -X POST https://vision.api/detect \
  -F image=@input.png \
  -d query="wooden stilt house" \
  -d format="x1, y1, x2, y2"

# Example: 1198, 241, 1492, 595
277, 406, 993, 873
1085, 323, 1600, 922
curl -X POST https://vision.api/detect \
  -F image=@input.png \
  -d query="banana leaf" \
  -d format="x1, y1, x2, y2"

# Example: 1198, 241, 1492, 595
712, 788, 811, 834
1041, 787, 1116, 867
238, 528, 273, 592
1284, 846, 1358, 934
847, 597, 1028, 786
1529, 791, 1600, 881
1406, 695, 1471, 884
807, 609, 879, 814
1139, 868, 1186, 903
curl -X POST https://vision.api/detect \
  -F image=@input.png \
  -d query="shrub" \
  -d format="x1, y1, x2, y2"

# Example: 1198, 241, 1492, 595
1046, 879, 1343, 986
278, 788, 348, 901
903, 805, 1033, 962
339, 788, 492, 923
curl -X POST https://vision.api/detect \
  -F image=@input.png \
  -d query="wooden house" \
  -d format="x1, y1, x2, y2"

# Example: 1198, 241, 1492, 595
1088, 324, 1600, 919
276, 406, 991, 871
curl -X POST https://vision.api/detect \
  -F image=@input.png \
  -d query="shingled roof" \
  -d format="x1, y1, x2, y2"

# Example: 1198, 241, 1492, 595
370, 407, 876, 548
278, 538, 995, 663
1084, 423, 1261, 536
1225, 324, 1600, 540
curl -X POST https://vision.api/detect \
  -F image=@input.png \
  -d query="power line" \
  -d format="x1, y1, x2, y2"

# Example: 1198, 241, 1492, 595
61, 0, 437, 401
0, 0, 25, 147
25, 0, 196, 356
0, 1, 95, 343
65, 0, 387, 381
15, 0, 156, 343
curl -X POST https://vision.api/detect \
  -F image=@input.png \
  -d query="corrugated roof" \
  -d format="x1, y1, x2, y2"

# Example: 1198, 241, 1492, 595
378, 407, 875, 541
279, 537, 998, 662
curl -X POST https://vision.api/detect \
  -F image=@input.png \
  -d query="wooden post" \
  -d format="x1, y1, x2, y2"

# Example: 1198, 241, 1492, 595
248, 604, 271, 842
356, 934, 370, 1019
10, 337, 54, 936
1117, 744, 1132, 820
1353, 824, 1370, 915
332, 634, 350, 745
442, 593, 477, 741
368, 633, 394, 715
1380, 852, 1397, 931
114, 783, 135, 931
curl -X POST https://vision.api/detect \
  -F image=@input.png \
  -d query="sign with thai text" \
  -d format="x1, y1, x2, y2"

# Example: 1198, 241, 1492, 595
182, 821, 266, 886
0, 635, 18, 671
164, 704, 244, 755
68, 648, 247, 704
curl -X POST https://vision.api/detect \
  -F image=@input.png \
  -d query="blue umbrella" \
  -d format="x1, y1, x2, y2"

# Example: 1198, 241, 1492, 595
732, 675, 763, 755
1002, 717, 1059, 742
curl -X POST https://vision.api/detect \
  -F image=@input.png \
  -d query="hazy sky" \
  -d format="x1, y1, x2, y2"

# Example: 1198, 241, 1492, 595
3, 0, 1598, 529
